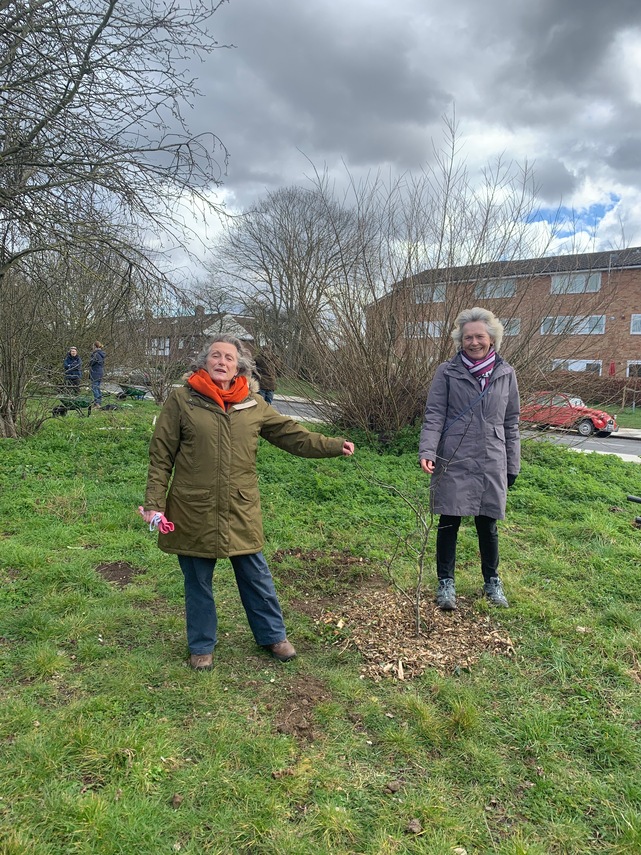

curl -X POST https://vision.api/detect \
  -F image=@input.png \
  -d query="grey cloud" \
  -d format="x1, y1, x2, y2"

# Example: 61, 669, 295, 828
607, 138, 641, 172
467, 0, 641, 95
176, 0, 641, 233
532, 158, 578, 203
194, 0, 450, 193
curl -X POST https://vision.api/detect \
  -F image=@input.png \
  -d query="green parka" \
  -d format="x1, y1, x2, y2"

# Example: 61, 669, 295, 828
145, 384, 346, 558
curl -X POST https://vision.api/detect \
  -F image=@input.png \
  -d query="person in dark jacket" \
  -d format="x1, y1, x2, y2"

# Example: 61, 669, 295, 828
419, 307, 520, 610
63, 346, 82, 394
253, 347, 278, 404
140, 333, 355, 671
89, 342, 106, 407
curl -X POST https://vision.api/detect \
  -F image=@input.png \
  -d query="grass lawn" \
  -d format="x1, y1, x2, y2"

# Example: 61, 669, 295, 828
1, 405, 641, 854
274, 376, 319, 399
613, 406, 641, 430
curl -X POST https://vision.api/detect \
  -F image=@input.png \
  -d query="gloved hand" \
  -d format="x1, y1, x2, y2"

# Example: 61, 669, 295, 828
507, 473, 518, 488
138, 506, 175, 533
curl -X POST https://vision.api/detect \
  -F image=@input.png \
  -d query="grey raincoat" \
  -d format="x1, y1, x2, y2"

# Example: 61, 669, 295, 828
419, 352, 520, 519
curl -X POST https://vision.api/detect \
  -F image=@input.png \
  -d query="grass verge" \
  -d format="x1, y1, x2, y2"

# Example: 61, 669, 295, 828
1, 406, 641, 853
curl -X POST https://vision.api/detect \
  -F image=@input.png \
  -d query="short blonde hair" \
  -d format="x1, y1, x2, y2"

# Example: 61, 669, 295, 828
451, 307, 504, 353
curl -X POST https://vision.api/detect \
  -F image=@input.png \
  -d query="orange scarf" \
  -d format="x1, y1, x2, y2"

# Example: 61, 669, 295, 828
186, 369, 249, 411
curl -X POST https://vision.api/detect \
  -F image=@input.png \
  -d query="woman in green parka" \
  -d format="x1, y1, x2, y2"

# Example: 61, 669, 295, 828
141, 334, 355, 670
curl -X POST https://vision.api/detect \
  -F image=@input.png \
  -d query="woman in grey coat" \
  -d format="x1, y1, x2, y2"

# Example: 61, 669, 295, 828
419, 307, 520, 610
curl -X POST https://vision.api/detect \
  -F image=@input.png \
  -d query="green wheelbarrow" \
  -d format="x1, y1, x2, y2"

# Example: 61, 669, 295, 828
116, 384, 148, 400
52, 395, 93, 417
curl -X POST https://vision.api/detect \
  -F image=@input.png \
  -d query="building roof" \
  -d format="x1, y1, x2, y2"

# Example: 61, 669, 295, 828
203, 313, 254, 341
145, 309, 254, 341
405, 246, 641, 286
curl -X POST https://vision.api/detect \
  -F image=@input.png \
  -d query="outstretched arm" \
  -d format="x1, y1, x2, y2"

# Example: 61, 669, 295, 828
259, 402, 349, 458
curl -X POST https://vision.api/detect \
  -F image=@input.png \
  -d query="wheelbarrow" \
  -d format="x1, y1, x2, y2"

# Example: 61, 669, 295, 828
52, 395, 93, 417
116, 384, 148, 400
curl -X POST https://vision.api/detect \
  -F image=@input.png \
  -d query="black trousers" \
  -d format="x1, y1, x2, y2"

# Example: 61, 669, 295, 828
436, 514, 499, 583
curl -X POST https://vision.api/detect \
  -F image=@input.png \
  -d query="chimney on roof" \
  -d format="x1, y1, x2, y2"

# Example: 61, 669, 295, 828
194, 305, 205, 319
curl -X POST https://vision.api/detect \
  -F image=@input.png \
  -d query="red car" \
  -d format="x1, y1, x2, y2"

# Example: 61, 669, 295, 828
520, 392, 619, 437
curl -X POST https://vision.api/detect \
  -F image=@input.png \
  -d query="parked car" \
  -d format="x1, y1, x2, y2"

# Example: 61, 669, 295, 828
520, 392, 619, 437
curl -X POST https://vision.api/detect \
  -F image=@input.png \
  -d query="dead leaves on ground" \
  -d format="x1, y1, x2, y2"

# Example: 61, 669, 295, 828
316, 587, 515, 681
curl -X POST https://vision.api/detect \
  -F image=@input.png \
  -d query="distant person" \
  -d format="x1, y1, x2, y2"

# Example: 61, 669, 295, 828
89, 341, 106, 408
253, 348, 278, 405
419, 307, 520, 610
63, 346, 82, 394
140, 333, 355, 671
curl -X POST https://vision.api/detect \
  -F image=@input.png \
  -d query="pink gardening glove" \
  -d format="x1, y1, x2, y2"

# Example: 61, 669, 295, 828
138, 506, 175, 534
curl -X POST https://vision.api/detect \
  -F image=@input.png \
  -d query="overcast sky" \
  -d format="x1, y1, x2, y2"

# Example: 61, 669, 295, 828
172, 0, 641, 276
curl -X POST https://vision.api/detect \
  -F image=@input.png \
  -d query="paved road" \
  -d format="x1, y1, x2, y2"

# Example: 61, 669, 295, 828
273, 396, 323, 423
274, 396, 641, 463
522, 430, 641, 462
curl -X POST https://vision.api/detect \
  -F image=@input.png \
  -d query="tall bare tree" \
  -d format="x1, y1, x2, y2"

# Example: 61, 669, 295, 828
209, 185, 359, 377
289, 121, 556, 435
0, 0, 228, 436
283, 121, 620, 437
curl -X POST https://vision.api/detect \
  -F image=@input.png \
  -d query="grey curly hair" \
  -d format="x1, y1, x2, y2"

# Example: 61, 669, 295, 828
193, 334, 256, 378
451, 306, 504, 353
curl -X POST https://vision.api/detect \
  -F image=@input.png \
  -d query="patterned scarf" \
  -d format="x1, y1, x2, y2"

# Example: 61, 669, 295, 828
460, 348, 496, 390
186, 369, 249, 410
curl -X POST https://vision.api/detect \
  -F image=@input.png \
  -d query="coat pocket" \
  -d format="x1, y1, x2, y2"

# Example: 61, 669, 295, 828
236, 486, 260, 506
170, 486, 211, 502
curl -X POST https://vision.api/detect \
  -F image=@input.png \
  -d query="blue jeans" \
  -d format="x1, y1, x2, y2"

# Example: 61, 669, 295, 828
177, 552, 287, 654
91, 379, 102, 406
257, 389, 274, 405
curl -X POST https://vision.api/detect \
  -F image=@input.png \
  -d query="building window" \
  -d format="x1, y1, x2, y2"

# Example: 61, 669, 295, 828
627, 362, 641, 378
631, 314, 641, 334
415, 284, 446, 304
550, 272, 601, 294
150, 337, 170, 356
404, 320, 442, 338
552, 359, 602, 375
475, 279, 516, 299
500, 318, 521, 336
540, 315, 605, 335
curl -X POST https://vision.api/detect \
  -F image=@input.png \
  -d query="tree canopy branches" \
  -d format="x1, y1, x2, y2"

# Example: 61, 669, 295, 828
0, 0, 228, 436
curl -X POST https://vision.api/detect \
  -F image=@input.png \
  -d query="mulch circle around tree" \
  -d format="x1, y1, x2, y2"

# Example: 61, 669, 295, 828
278, 549, 516, 681
317, 588, 516, 681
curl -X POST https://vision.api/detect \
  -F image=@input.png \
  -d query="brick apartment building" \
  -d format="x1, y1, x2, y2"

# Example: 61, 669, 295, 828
378, 247, 641, 378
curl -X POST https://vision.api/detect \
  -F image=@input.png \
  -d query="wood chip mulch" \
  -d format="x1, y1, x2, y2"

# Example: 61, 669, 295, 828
316, 588, 516, 681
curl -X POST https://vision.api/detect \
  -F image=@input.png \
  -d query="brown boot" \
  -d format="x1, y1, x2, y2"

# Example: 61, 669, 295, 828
266, 640, 297, 662
189, 653, 213, 671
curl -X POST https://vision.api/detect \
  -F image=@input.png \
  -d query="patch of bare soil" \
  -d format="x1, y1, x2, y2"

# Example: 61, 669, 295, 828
271, 674, 331, 741
318, 588, 516, 680
273, 547, 370, 566
272, 548, 371, 585
95, 561, 141, 588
